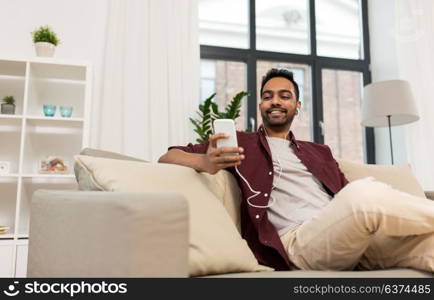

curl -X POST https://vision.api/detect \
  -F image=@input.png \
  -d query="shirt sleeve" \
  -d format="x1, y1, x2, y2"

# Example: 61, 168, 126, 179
168, 141, 209, 154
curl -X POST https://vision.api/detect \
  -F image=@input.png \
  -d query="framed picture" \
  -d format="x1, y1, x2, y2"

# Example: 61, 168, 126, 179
38, 156, 69, 174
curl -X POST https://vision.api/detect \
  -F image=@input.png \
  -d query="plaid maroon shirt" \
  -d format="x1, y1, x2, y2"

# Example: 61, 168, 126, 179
168, 125, 349, 270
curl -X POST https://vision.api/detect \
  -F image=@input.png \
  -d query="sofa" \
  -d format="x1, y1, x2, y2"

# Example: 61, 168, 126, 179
27, 149, 434, 278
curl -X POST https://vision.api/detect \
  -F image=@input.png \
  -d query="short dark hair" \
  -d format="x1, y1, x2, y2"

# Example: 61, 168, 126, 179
260, 68, 300, 100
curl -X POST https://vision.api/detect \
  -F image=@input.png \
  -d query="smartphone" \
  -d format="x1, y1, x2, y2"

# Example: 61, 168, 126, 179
213, 119, 238, 156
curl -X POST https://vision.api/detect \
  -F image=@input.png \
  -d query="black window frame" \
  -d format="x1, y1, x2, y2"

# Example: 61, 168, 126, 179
200, 0, 375, 163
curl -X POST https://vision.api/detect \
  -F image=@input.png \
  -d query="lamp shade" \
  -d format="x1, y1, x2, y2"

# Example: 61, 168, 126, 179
361, 80, 419, 127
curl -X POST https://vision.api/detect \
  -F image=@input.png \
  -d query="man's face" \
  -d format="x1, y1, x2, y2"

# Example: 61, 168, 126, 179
259, 77, 301, 129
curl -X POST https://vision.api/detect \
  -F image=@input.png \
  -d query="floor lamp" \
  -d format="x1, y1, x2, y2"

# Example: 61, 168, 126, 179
361, 80, 419, 165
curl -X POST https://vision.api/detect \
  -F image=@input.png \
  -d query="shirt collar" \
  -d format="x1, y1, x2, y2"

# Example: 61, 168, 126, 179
258, 124, 300, 149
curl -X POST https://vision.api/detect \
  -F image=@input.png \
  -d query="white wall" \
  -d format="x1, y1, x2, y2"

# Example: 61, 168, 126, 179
368, 0, 408, 165
0, 0, 107, 61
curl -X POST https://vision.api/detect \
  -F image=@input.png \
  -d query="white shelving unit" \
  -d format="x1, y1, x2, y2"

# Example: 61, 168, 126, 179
0, 56, 92, 277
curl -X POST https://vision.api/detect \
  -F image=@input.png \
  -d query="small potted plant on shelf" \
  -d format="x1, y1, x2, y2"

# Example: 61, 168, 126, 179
1, 96, 16, 114
31, 25, 60, 57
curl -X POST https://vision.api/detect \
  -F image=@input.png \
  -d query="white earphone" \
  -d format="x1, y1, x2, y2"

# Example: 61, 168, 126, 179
235, 127, 288, 209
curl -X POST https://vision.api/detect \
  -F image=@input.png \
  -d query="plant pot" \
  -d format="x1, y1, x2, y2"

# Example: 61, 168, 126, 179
1, 103, 15, 114
34, 42, 56, 57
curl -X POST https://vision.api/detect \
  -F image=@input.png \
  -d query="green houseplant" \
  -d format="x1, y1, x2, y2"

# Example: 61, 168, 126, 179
1, 96, 16, 115
190, 91, 248, 143
31, 25, 60, 57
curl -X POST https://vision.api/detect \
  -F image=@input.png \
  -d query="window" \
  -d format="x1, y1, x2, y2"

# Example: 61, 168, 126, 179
322, 69, 364, 161
256, 0, 310, 54
200, 59, 248, 130
199, 0, 374, 163
316, 0, 364, 59
199, 0, 249, 49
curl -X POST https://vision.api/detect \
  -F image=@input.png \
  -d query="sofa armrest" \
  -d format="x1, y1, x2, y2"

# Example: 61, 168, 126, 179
28, 190, 189, 277
425, 191, 434, 200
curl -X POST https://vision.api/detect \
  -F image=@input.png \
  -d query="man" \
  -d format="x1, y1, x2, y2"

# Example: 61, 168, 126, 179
159, 68, 434, 272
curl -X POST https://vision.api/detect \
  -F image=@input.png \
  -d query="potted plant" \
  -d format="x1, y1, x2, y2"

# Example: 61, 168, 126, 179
31, 25, 60, 57
190, 91, 248, 143
1, 96, 16, 114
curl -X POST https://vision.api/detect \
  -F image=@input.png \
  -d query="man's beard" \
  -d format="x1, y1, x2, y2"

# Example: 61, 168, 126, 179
261, 108, 295, 129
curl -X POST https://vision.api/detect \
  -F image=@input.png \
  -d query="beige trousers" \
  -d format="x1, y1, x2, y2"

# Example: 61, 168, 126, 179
280, 177, 434, 272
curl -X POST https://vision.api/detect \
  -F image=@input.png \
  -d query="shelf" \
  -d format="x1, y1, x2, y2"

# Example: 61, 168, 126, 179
22, 127, 82, 174
0, 178, 18, 184
0, 56, 89, 67
0, 60, 26, 117
0, 56, 90, 278
29, 57, 90, 67
0, 72, 25, 115
21, 174, 75, 179
0, 174, 75, 179
0, 234, 14, 240
0, 75, 25, 81
26, 78, 85, 117
31, 77, 85, 85
26, 116, 84, 123
25, 118, 84, 136
0, 174, 19, 178
0, 115, 23, 120
25, 117, 84, 133
30, 62, 86, 81
0, 117, 22, 128
0, 60, 26, 76
26, 62, 87, 119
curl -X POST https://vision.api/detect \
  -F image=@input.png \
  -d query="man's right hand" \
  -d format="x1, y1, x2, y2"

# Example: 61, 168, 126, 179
202, 133, 245, 174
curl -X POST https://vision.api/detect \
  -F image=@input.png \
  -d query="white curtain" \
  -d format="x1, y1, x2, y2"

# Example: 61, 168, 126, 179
90, 0, 199, 162
396, 0, 434, 189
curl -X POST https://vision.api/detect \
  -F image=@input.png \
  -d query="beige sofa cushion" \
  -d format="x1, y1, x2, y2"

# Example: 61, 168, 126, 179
202, 171, 242, 233
337, 159, 426, 198
74, 155, 271, 276
74, 148, 147, 191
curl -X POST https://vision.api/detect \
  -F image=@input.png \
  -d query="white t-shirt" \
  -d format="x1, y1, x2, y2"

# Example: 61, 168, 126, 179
266, 136, 332, 236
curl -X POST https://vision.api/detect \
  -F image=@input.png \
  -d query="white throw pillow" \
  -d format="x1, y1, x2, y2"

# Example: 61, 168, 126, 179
74, 155, 271, 276
337, 159, 426, 198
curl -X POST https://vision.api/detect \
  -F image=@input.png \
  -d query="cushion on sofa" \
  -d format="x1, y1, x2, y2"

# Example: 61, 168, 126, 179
74, 148, 147, 191
74, 150, 242, 232
337, 159, 426, 198
74, 155, 271, 276
202, 171, 242, 233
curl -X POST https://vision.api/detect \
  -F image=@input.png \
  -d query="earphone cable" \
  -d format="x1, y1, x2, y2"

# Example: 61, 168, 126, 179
235, 127, 289, 209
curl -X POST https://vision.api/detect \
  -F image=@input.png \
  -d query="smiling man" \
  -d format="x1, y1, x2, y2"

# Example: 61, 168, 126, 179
259, 74, 301, 138
159, 68, 434, 273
